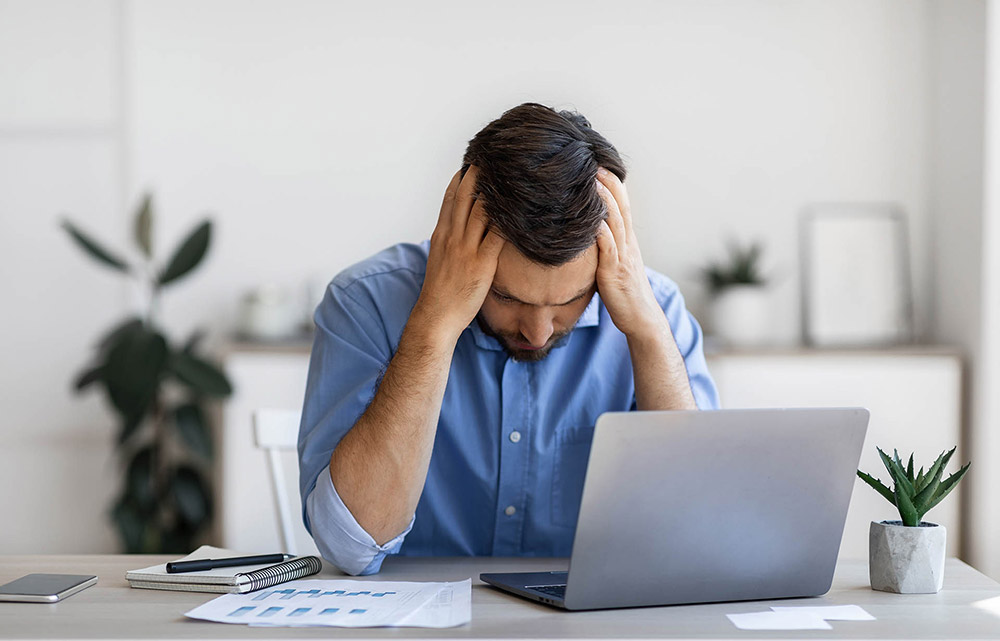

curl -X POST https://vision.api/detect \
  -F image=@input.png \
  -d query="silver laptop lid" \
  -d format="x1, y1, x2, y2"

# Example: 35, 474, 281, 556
564, 408, 869, 610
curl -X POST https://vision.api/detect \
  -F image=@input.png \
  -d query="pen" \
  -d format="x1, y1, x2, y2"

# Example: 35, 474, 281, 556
166, 553, 294, 574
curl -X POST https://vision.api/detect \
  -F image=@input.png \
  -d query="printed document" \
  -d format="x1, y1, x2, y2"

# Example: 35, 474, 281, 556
185, 578, 470, 628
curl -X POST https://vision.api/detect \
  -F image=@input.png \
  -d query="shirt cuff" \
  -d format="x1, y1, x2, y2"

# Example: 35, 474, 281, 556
305, 464, 414, 575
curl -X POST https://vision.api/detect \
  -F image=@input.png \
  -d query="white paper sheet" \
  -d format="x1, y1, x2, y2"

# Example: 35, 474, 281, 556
771, 604, 875, 621
727, 611, 832, 630
184, 578, 470, 628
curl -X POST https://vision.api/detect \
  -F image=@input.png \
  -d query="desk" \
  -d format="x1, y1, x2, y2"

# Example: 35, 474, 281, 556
1, 555, 998, 639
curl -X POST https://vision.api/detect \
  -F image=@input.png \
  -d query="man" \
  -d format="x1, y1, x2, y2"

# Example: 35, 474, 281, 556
298, 103, 719, 575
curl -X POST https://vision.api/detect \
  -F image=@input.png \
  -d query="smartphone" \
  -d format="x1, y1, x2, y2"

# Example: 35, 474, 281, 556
0, 574, 97, 603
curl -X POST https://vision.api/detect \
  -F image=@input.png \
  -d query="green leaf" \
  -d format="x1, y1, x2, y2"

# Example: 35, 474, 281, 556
111, 496, 146, 554
134, 193, 153, 258
60, 219, 130, 273
174, 403, 213, 459
906, 453, 914, 482
102, 326, 168, 429
917, 448, 955, 496
182, 329, 207, 354
158, 220, 211, 286
160, 521, 196, 555
894, 483, 919, 526
913, 449, 956, 514
857, 470, 895, 505
169, 351, 232, 397
125, 446, 156, 509
915, 466, 926, 492
170, 466, 212, 527
117, 412, 146, 445
73, 364, 104, 391
921, 462, 971, 516
877, 447, 913, 496
97, 317, 144, 354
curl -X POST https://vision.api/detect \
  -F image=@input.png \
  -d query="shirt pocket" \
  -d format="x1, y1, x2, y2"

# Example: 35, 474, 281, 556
550, 423, 596, 529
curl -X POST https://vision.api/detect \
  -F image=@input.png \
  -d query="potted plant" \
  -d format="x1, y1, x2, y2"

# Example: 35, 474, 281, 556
701, 240, 769, 347
857, 446, 970, 593
61, 194, 232, 553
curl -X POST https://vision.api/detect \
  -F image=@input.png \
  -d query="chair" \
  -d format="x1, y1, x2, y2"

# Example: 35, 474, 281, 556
252, 408, 304, 555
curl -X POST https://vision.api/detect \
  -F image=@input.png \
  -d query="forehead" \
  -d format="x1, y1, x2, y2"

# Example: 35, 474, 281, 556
492, 243, 598, 305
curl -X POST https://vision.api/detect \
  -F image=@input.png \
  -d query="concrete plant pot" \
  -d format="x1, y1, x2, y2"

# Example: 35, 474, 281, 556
709, 285, 770, 347
869, 520, 946, 593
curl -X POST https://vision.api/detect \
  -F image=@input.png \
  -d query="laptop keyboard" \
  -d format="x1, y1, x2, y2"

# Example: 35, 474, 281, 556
528, 584, 567, 599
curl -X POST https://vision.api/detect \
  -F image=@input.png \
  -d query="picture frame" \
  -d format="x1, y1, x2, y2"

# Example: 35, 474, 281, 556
799, 204, 914, 347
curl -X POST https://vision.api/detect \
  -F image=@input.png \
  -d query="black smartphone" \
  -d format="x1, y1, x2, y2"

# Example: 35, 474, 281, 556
0, 574, 97, 603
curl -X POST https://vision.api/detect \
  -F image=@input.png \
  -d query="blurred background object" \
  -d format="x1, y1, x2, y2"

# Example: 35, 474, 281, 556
2, 0, 999, 582
701, 239, 770, 348
237, 285, 303, 342
61, 194, 232, 553
800, 204, 914, 347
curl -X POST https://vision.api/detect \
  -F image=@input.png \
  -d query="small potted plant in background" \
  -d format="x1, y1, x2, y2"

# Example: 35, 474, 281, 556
61, 194, 232, 553
857, 447, 970, 593
701, 239, 769, 348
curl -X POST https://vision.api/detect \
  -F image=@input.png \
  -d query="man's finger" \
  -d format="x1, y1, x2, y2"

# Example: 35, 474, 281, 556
596, 219, 619, 266
435, 169, 463, 233
597, 179, 627, 250
597, 167, 632, 232
451, 165, 480, 230
481, 228, 505, 261
466, 198, 490, 247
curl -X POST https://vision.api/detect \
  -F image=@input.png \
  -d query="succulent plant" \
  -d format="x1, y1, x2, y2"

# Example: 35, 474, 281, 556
701, 239, 766, 295
857, 447, 970, 527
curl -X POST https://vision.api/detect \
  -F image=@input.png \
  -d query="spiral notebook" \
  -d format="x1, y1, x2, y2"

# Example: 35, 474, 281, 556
126, 545, 322, 594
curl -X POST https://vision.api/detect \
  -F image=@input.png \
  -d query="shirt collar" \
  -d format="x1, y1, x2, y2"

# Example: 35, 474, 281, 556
466, 292, 602, 352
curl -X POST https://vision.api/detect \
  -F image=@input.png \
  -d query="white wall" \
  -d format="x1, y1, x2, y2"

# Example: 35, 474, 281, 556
0, 0, 124, 552
926, 0, 990, 573
126, 0, 932, 346
973, 0, 1000, 581
0, 0, 972, 555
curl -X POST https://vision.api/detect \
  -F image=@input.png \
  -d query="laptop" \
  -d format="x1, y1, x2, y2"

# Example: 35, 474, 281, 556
480, 407, 869, 610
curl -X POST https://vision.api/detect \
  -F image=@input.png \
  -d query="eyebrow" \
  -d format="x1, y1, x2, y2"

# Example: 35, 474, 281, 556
490, 284, 595, 307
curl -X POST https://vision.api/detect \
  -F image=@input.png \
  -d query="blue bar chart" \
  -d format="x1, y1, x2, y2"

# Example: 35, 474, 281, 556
185, 578, 470, 628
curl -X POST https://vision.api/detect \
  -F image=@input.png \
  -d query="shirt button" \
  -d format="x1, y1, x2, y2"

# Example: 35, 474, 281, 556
509, 430, 521, 443
504, 505, 516, 516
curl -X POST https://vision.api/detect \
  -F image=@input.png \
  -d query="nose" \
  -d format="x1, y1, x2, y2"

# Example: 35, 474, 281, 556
518, 310, 554, 348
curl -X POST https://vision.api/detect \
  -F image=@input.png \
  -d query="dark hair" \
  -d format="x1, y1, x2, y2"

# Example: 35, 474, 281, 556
461, 102, 626, 266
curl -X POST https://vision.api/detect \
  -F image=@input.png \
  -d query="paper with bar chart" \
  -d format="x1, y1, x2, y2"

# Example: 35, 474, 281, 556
184, 578, 471, 628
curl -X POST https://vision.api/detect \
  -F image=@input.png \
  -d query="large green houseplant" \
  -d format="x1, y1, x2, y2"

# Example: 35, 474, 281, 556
61, 195, 232, 553
857, 446, 970, 593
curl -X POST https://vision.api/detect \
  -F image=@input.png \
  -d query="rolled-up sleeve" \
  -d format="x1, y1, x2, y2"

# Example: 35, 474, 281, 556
297, 275, 415, 574
306, 464, 414, 575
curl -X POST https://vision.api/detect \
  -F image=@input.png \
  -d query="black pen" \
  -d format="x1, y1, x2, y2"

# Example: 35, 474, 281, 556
166, 553, 294, 574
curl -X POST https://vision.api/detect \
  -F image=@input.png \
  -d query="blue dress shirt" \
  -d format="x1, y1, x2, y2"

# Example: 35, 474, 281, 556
298, 241, 719, 575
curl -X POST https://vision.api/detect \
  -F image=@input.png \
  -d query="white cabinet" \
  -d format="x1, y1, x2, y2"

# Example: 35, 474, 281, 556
218, 342, 318, 555
707, 348, 963, 560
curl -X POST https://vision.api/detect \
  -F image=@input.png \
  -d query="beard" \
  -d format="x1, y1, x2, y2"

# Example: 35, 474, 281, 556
476, 316, 573, 362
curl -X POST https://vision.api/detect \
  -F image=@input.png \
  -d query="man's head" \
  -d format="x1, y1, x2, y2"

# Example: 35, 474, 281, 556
461, 103, 626, 361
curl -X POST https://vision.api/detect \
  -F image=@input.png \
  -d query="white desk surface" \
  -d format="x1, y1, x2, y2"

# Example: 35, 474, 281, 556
1, 555, 998, 640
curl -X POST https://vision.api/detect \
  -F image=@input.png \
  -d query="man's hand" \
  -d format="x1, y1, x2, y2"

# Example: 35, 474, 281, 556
594, 167, 667, 340
411, 167, 505, 340
595, 167, 697, 411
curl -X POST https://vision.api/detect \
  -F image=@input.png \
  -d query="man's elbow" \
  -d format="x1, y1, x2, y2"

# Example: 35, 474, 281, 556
318, 544, 386, 576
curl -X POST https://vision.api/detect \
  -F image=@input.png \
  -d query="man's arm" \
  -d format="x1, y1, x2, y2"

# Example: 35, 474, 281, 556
594, 167, 698, 411
329, 167, 504, 545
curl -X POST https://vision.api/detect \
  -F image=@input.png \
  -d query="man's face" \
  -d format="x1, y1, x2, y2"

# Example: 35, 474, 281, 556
477, 243, 598, 362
